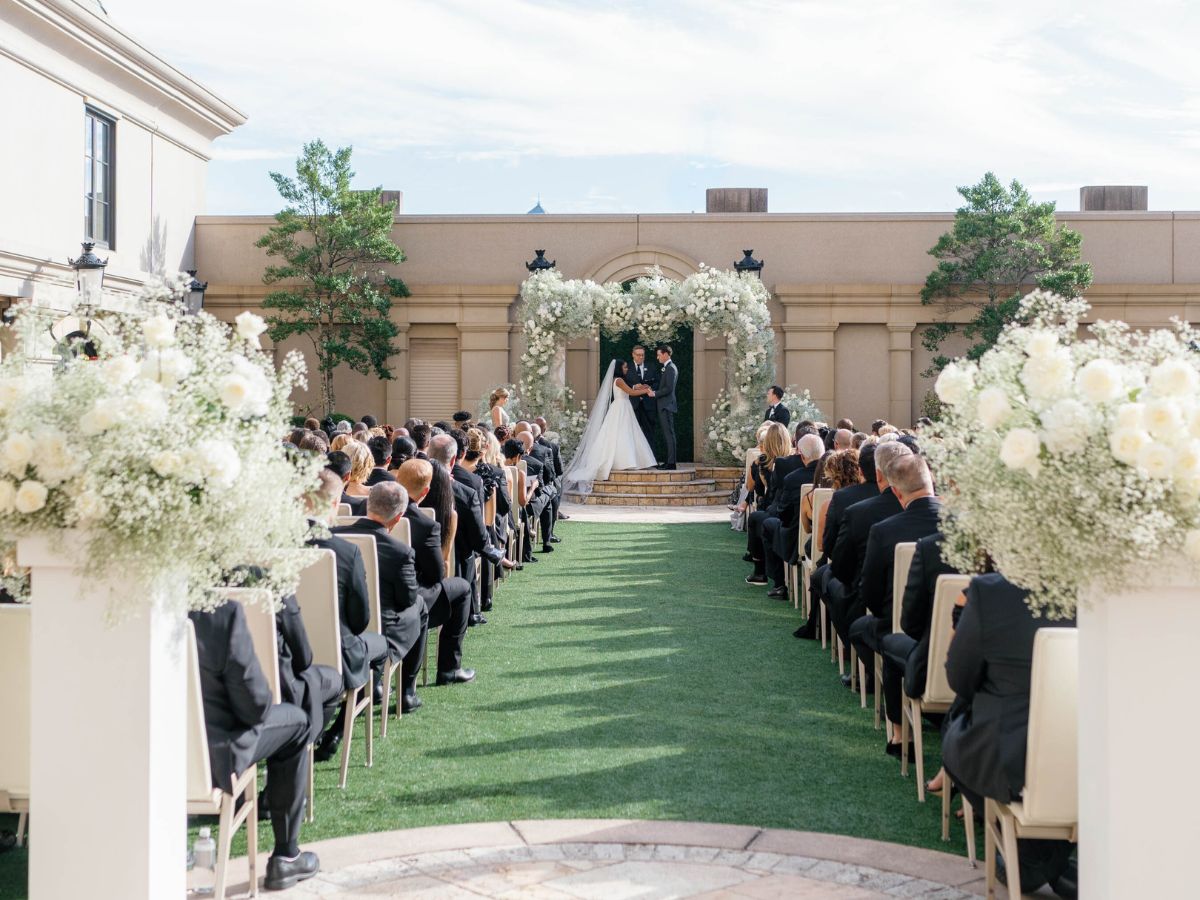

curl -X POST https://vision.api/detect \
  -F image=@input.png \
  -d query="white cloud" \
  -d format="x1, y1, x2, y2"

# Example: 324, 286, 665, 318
103, 0, 1200, 209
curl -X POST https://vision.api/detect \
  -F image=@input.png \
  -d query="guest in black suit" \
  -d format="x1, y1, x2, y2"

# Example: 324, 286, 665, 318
516, 431, 557, 555
744, 427, 808, 568
326, 450, 365, 516
364, 435, 397, 486
942, 574, 1076, 894
532, 420, 566, 529
748, 432, 824, 589
276, 591, 342, 740
824, 441, 911, 657
849, 453, 943, 750
764, 385, 791, 426
307, 470, 388, 762
880, 532, 956, 699
627, 344, 659, 451
189, 601, 319, 890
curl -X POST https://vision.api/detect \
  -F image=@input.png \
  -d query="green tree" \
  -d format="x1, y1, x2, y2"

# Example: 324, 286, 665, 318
256, 140, 409, 415
920, 172, 1092, 375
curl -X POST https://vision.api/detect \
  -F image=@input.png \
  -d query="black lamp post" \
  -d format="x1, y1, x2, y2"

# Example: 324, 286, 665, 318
68, 241, 108, 332
525, 249, 556, 273
185, 270, 208, 315
733, 249, 763, 278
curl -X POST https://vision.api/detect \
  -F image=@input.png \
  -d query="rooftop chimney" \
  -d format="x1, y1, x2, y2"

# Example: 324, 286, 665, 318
379, 190, 404, 213
706, 188, 768, 213
1080, 185, 1147, 211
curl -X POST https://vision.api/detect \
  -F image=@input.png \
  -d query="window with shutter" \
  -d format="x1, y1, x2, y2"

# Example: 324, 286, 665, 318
408, 338, 459, 422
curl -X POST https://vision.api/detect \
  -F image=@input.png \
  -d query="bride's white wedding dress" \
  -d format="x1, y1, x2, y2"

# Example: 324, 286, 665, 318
564, 361, 658, 495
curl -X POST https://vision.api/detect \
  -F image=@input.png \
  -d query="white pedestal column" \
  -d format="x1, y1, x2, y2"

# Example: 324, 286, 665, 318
18, 534, 187, 900
1078, 580, 1199, 898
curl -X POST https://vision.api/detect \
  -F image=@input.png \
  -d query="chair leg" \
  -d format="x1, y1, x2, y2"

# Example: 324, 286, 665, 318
215, 795, 235, 900
984, 799, 997, 900
913, 700, 926, 801
380, 657, 393, 739
963, 795, 977, 867
246, 771, 259, 898
856, 657, 867, 709
941, 771, 951, 840
873, 654, 883, 730
849, 646, 858, 693
836, 637, 845, 675
999, 811, 1022, 899
365, 685, 374, 769
15, 811, 26, 847
900, 700, 910, 777
820, 602, 828, 649
305, 744, 314, 824
338, 687, 356, 790
394, 660, 404, 729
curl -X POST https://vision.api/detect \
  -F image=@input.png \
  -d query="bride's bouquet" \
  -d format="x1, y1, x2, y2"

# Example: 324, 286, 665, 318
926, 289, 1200, 617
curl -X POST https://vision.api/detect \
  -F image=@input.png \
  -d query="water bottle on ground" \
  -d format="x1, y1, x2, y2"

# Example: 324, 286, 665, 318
190, 826, 216, 896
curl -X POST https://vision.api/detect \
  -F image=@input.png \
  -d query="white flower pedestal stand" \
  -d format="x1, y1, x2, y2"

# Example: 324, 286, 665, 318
1078, 576, 1199, 898
18, 534, 187, 900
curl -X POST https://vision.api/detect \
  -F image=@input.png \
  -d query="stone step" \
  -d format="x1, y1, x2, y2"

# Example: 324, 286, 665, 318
591, 479, 719, 496
567, 489, 733, 507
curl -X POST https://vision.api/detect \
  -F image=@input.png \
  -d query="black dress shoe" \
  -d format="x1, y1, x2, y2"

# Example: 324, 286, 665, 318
549, 536, 562, 543
767, 586, 786, 599
312, 729, 340, 763
742, 552, 754, 562
663, 463, 677, 470
656, 462, 668, 469
793, 625, 815, 639
436, 667, 476, 685
265, 851, 320, 891
745, 574, 768, 585
840, 674, 853, 689
469, 613, 487, 626
257, 788, 271, 822
525, 555, 539, 563
481, 599, 493, 612
401, 691, 422, 713
557, 513, 571, 520
541, 544, 554, 553
372, 677, 383, 706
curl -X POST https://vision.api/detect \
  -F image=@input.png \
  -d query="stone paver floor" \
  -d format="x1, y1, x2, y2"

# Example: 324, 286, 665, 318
196, 819, 1017, 899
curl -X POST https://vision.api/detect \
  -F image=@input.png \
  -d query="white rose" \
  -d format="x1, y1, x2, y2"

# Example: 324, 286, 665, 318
1174, 441, 1200, 484
1143, 398, 1184, 440
1137, 441, 1174, 479
234, 311, 268, 343
14, 479, 48, 514
193, 440, 241, 489
1184, 529, 1200, 561
1115, 403, 1145, 430
142, 314, 176, 349
1040, 398, 1092, 455
141, 349, 194, 385
218, 373, 253, 412
101, 355, 139, 387
1020, 348, 1074, 402
934, 363, 975, 406
74, 490, 105, 522
999, 428, 1041, 474
1110, 427, 1151, 465
80, 404, 120, 437
129, 384, 167, 421
35, 430, 79, 487
976, 387, 1012, 429
151, 451, 181, 478
1148, 358, 1199, 398
2, 432, 35, 475
1024, 330, 1059, 358
1075, 358, 1125, 404
0, 480, 14, 513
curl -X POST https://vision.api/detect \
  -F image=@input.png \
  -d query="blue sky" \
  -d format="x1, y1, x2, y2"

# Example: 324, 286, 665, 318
107, 0, 1200, 215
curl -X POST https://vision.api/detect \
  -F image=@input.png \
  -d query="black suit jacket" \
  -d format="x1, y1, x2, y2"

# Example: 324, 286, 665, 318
656, 361, 679, 413
943, 574, 1074, 803
765, 404, 791, 426
365, 467, 396, 487
627, 362, 658, 414
820, 481, 879, 566
332, 518, 427, 658
829, 487, 903, 616
775, 459, 818, 529
900, 532, 956, 642
309, 533, 372, 690
764, 455, 806, 517
536, 436, 564, 478
859, 495, 944, 626
453, 464, 486, 505
340, 492, 366, 516
189, 601, 272, 793
403, 504, 445, 588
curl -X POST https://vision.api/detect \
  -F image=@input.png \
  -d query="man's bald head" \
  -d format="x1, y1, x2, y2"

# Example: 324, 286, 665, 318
518, 432, 534, 451
513, 421, 531, 435
833, 428, 852, 450
530, 423, 542, 439
534, 416, 549, 432
874, 441, 913, 487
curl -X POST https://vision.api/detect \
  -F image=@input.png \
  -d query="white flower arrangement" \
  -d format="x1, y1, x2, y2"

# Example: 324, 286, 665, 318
926, 289, 1200, 617
517, 265, 798, 464
0, 274, 321, 617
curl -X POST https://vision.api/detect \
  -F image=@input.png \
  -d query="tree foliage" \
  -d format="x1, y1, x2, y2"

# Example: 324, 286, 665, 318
256, 140, 409, 415
920, 172, 1092, 375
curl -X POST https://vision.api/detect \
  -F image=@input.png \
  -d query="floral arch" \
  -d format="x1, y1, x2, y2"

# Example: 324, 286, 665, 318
504, 267, 821, 464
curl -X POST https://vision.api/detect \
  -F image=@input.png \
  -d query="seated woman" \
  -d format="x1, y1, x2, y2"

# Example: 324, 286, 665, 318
419, 460, 458, 579
734, 423, 772, 514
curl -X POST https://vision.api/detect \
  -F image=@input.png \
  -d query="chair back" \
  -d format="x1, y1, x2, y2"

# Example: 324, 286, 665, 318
294, 548, 342, 674
0, 605, 31, 801
891, 542, 918, 633
924, 574, 972, 704
390, 516, 411, 546
218, 589, 281, 704
810, 488, 834, 557
517, 459, 528, 473
339, 533, 383, 635
185, 620, 216, 803
417, 506, 435, 521
798, 482, 815, 550
336, 503, 351, 516
335, 515, 361, 528
1022, 627, 1079, 824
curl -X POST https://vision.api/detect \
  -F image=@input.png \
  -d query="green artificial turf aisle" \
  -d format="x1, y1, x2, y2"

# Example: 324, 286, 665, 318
0, 519, 965, 899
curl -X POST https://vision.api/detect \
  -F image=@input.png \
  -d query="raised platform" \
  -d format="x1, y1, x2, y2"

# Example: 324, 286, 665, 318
567, 465, 742, 506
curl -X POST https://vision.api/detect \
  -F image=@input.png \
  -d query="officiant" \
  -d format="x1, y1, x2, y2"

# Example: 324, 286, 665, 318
628, 344, 659, 450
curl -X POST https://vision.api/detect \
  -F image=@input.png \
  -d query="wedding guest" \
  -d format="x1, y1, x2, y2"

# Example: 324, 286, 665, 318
275, 580, 342, 741
941, 574, 1076, 896
502, 438, 535, 564
364, 435, 396, 486
361, 415, 378, 429
489, 388, 511, 428
850, 453, 942, 752
871, 419, 888, 435
303, 416, 321, 431
882, 531, 956, 703
836, 417, 855, 433
824, 441, 910, 659
351, 422, 368, 439
410, 423, 432, 460
189, 600, 320, 890
433, 420, 452, 433
330, 433, 355, 454
529, 422, 563, 535
342, 441, 373, 501
288, 427, 308, 446
851, 432, 870, 450
333, 420, 352, 436
744, 426, 808, 568
765, 386, 791, 426
297, 431, 329, 454
833, 429, 853, 451
389, 436, 417, 472
516, 431, 556, 556
739, 423, 776, 512
452, 410, 473, 429
750, 432, 824, 593
325, 450, 365, 517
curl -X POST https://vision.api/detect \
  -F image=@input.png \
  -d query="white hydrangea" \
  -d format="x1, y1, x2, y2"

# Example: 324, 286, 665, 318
1075, 358, 1125, 404
999, 428, 1041, 474
1148, 358, 1199, 397
935, 363, 975, 406
976, 386, 1012, 429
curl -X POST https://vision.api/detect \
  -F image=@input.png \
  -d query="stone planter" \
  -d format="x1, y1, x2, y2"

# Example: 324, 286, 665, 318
18, 533, 187, 900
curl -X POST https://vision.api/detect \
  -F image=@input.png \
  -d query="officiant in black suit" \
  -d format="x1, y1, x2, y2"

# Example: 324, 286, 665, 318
627, 344, 659, 450
764, 386, 791, 426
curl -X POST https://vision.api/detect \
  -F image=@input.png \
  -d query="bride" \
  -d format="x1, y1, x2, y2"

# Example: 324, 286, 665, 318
564, 358, 658, 493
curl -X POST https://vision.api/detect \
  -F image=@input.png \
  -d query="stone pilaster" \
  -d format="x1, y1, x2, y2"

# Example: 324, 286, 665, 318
888, 323, 916, 426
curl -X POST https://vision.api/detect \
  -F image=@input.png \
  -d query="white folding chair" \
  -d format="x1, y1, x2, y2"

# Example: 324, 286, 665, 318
985, 628, 1079, 899
902, 574, 971, 792
218, 588, 282, 703
336, 503, 352, 516
185, 621, 259, 900
332, 535, 381, 769
390, 517, 411, 546
293, 548, 341, 821
790, 483, 815, 611
334, 515, 361, 528
0, 605, 31, 847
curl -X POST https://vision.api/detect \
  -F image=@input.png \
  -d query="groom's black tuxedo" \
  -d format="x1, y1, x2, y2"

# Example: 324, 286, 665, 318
657, 359, 679, 466
627, 360, 659, 450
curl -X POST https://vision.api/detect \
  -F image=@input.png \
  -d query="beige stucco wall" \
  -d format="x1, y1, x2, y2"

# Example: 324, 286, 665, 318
196, 211, 1200, 451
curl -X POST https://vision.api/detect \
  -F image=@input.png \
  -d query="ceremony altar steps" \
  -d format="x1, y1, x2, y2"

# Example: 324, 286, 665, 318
567, 465, 741, 506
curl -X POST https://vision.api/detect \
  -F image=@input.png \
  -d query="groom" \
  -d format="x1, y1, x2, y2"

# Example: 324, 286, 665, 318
649, 345, 679, 470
